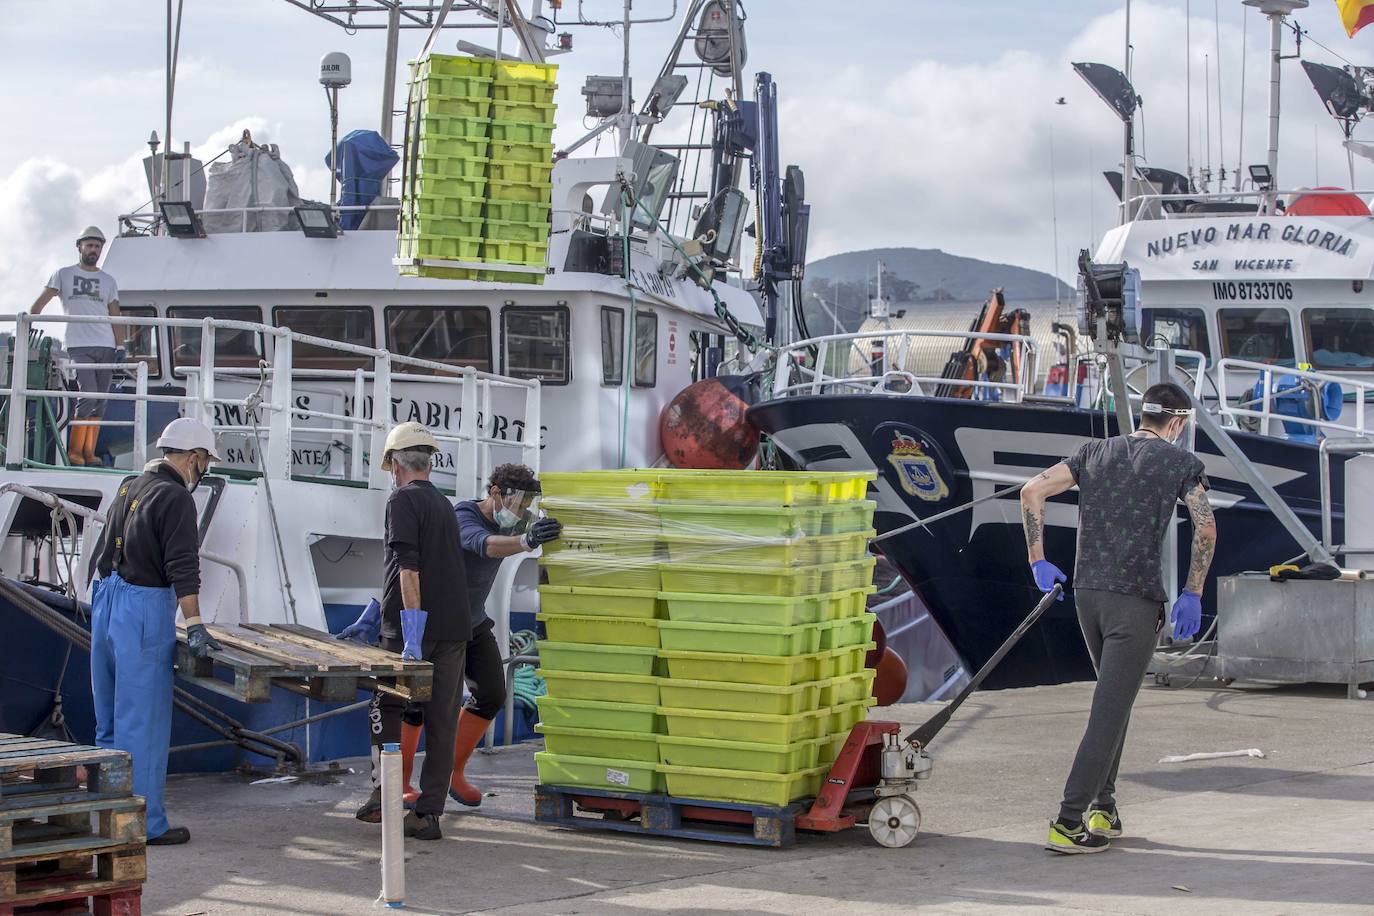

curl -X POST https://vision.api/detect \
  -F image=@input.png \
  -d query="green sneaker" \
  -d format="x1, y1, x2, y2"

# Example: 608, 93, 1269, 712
1086, 806, 1122, 838
1046, 819, 1110, 854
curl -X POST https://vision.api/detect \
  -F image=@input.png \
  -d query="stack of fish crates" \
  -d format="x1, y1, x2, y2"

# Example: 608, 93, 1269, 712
532, 469, 880, 810
398, 54, 557, 283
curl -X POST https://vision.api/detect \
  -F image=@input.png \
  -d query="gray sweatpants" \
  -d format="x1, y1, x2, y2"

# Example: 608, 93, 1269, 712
1058, 588, 1162, 823
69, 346, 117, 418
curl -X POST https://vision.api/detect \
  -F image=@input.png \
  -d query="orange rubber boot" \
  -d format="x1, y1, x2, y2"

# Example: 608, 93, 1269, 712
400, 721, 422, 806
79, 423, 99, 466
448, 709, 492, 807
67, 426, 88, 466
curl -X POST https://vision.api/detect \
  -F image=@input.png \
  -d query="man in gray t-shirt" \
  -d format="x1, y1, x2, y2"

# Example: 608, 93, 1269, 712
1020, 382, 1217, 854
31, 225, 130, 467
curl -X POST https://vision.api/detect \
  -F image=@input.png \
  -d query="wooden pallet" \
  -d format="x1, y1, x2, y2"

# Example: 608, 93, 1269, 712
174, 622, 432, 704
0, 845, 145, 914
0, 739, 132, 813
534, 784, 804, 848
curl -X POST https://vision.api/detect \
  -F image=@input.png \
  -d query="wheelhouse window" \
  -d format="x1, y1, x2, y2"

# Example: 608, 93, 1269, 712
274, 307, 375, 370
117, 305, 161, 379
1218, 308, 1295, 364
1142, 307, 1210, 358
502, 305, 569, 384
633, 310, 658, 387
1302, 308, 1374, 370
168, 306, 264, 370
385, 306, 491, 374
601, 306, 625, 386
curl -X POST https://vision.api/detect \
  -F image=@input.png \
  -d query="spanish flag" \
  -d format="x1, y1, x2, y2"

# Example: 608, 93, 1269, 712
1338, 0, 1374, 37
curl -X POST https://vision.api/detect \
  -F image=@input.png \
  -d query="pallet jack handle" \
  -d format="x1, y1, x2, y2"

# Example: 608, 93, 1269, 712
905, 584, 1062, 749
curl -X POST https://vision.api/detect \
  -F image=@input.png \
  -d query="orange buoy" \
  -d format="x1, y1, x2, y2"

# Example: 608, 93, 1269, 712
1286, 187, 1371, 216
660, 376, 759, 469
872, 647, 908, 707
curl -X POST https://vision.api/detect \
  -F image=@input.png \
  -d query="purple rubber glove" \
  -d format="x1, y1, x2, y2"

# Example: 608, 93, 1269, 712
1171, 590, 1202, 640
1031, 559, 1067, 600
400, 608, 428, 661
337, 598, 381, 644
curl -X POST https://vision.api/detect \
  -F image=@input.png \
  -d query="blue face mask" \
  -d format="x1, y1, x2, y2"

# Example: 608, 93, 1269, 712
495, 506, 521, 529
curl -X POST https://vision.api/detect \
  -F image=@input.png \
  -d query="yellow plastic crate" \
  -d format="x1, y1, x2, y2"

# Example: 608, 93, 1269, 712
658, 706, 829, 744
658, 734, 825, 774
539, 531, 660, 560
820, 670, 877, 706
826, 698, 877, 735
536, 724, 659, 763
657, 562, 823, 597
489, 159, 555, 185
660, 530, 873, 567
484, 197, 552, 223
536, 640, 657, 676
490, 118, 556, 144
398, 214, 482, 240
538, 584, 661, 620
536, 695, 663, 734
657, 504, 825, 539
492, 80, 557, 105
420, 73, 492, 98
535, 751, 664, 794
656, 677, 823, 716
415, 133, 490, 161
488, 177, 553, 202
822, 643, 876, 678
413, 155, 489, 179
481, 238, 548, 266
658, 649, 827, 686
817, 558, 878, 593
403, 194, 485, 219
483, 218, 548, 243
415, 113, 491, 140
397, 234, 482, 262
659, 763, 827, 807
537, 668, 659, 705
657, 619, 826, 656
415, 54, 495, 79
818, 732, 846, 766
492, 97, 556, 124
493, 59, 558, 86
490, 139, 555, 165
409, 174, 487, 199
659, 591, 830, 627
659, 471, 828, 506
821, 613, 877, 651
537, 612, 660, 648
817, 501, 878, 534
540, 555, 658, 590
825, 587, 875, 621
418, 91, 493, 120
538, 498, 661, 533
541, 470, 666, 501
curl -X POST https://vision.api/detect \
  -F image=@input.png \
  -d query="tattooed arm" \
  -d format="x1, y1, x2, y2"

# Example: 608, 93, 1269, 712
1183, 482, 1216, 593
1019, 462, 1077, 562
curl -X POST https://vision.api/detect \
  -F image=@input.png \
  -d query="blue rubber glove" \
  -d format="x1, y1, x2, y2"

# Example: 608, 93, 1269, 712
400, 608, 428, 661
1171, 590, 1202, 640
337, 598, 381, 644
1031, 559, 1067, 600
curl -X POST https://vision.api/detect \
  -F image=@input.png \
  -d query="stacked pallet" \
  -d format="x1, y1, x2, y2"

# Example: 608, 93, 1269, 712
532, 469, 879, 809
0, 735, 145, 915
399, 54, 557, 284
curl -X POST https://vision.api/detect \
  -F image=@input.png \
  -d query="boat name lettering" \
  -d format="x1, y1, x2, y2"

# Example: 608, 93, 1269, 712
1210, 281, 1295, 301
629, 268, 677, 299
1144, 221, 1357, 264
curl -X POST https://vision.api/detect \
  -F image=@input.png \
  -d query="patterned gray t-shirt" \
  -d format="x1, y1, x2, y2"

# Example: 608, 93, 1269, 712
1065, 435, 1207, 602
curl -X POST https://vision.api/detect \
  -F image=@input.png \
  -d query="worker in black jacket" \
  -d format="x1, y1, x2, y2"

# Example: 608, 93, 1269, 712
91, 417, 224, 846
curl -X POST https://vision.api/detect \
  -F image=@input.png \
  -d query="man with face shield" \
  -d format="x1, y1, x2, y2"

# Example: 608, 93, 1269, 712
1020, 382, 1216, 854
89, 417, 224, 845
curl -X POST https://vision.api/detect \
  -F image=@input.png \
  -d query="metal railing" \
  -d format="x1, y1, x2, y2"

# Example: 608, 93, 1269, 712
1215, 358, 1374, 440
770, 329, 1039, 403
117, 202, 399, 235
1, 312, 541, 494
1125, 186, 1374, 219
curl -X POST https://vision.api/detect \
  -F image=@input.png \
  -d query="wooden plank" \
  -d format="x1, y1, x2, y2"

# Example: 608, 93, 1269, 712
0, 798, 144, 859
0, 846, 146, 908
239, 625, 371, 672
272, 623, 431, 673
0, 747, 125, 774
178, 626, 323, 671
532, 785, 802, 849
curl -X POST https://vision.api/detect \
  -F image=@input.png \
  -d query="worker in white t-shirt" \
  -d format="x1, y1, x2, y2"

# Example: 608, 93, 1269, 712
30, 226, 131, 467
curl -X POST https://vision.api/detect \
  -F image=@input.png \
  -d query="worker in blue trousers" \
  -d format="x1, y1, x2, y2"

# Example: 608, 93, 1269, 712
90, 417, 224, 845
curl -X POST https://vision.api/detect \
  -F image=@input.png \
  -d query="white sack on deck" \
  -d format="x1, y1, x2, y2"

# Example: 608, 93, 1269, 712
202, 141, 303, 233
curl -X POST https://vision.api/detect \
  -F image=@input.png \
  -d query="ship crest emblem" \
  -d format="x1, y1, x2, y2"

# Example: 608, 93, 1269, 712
888, 433, 949, 502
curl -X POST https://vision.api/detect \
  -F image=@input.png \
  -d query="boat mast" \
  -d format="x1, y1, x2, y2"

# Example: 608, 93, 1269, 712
1244, 0, 1308, 212
1120, 0, 1132, 225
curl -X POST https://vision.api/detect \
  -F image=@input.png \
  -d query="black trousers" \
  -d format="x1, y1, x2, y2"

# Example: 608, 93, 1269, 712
370, 636, 466, 816
398, 624, 506, 725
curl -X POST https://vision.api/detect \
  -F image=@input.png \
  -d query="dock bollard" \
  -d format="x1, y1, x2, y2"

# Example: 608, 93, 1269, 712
380, 741, 405, 908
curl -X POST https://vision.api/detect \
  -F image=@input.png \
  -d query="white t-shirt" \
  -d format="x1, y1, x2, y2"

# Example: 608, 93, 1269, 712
45, 265, 118, 350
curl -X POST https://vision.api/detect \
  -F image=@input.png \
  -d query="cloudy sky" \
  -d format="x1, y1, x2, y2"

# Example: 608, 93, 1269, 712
1, 0, 1370, 309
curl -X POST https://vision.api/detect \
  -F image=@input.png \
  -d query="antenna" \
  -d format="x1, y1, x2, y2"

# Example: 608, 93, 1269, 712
320, 52, 352, 209
1242, 0, 1310, 212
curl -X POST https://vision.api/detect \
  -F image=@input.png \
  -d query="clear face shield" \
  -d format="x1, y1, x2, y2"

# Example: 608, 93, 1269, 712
1141, 402, 1194, 444
493, 487, 541, 531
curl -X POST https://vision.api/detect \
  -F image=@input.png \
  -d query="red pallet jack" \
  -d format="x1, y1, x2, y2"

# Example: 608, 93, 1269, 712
797, 584, 1062, 847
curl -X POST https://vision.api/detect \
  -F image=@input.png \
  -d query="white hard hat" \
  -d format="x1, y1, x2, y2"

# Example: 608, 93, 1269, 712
156, 417, 222, 460
381, 421, 438, 470
77, 225, 106, 245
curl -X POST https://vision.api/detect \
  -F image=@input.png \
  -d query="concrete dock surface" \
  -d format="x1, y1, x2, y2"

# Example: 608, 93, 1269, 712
144, 681, 1374, 915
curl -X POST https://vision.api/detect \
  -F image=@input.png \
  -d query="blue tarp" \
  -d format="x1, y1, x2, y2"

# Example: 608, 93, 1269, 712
325, 129, 399, 230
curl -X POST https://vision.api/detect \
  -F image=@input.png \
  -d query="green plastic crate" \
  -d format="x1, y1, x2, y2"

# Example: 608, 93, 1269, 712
488, 177, 553, 202
825, 587, 875, 621
659, 763, 827, 807
537, 668, 659, 705
419, 91, 493, 120
539, 531, 660, 560
818, 732, 847, 766
817, 558, 878, 593
490, 119, 557, 144
491, 97, 556, 124
483, 218, 548, 243
404, 194, 485, 219
535, 751, 664, 794
415, 133, 490, 161
658, 734, 824, 774
657, 619, 825, 656
660, 531, 872, 567
410, 174, 487, 200
490, 139, 555, 164
415, 113, 491, 140
658, 649, 827, 686
657, 677, 822, 716
489, 159, 555, 185
817, 501, 878, 534
537, 612, 660, 648
822, 643, 876, 679
481, 238, 548, 266
541, 470, 666, 501
540, 556, 658, 590
420, 72, 492, 99
659, 591, 829, 627
539, 497, 661, 533
821, 613, 877, 651
658, 562, 823, 597
399, 214, 483, 240
536, 640, 657, 676
826, 698, 877, 735
658, 706, 829, 744
397, 234, 483, 262
538, 584, 660, 620
657, 504, 824, 539
820, 670, 877, 707
416, 54, 495, 79
658, 471, 826, 507
536, 695, 663, 733
485, 197, 553, 224
413, 155, 490, 179
536, 724, 659, 762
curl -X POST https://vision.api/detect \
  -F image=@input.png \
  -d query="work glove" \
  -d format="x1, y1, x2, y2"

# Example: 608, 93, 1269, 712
337, 598, 382, 644
1170, 590, 1202, 640
186, 623, 222, 659
1031, 559, 1067, 601
522, 517, 563, 550
399, 608, 428, 661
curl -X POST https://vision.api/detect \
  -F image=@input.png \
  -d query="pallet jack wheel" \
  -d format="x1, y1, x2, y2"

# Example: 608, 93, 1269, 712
868, 793, 921, 848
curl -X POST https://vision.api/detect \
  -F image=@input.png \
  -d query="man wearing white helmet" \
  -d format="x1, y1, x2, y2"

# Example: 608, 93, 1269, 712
30, 226, 132, 466
90, 416, 224, 846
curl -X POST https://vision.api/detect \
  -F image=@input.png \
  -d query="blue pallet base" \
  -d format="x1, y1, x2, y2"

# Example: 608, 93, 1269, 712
534, 783, 806, 848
